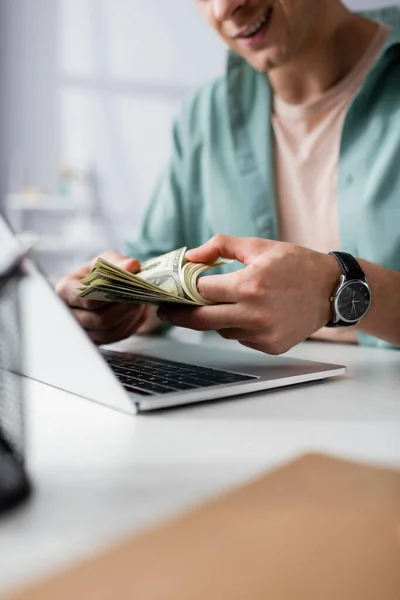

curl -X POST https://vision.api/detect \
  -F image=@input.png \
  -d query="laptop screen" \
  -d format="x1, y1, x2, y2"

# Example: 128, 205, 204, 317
0, 216, 31, 512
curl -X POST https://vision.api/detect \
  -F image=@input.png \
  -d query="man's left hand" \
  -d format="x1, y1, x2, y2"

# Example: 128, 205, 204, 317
157, 235, 342, 355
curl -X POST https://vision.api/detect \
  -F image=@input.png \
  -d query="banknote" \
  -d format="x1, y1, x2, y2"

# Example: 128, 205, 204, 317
78, 247, 229, 306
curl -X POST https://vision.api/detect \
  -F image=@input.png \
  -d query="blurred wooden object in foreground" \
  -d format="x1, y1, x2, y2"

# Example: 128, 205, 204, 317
7, 454, 400, 600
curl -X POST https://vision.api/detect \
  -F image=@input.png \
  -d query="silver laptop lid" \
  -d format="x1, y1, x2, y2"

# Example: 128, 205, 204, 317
0, 215, 134, 415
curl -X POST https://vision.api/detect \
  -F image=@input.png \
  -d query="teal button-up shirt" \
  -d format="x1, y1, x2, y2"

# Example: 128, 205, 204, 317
127, 6, 400, 349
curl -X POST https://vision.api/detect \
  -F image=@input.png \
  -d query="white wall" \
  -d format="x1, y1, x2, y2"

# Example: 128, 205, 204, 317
0, 0, 59, 205
57, 0, 226, 246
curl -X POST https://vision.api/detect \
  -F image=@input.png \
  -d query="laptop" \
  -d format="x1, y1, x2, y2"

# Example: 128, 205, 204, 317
0, 214, 346, 414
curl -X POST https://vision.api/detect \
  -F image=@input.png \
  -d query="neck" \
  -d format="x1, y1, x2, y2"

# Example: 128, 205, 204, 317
268, 2, 380, 104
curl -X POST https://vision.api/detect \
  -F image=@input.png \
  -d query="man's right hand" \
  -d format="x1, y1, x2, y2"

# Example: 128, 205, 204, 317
56, 251, 150, 345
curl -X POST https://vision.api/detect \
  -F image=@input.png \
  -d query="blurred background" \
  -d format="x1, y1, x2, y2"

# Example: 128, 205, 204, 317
0, 0, 393, 280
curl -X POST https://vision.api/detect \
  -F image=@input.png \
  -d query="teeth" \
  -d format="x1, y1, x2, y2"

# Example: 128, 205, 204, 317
242, 14, 268, 38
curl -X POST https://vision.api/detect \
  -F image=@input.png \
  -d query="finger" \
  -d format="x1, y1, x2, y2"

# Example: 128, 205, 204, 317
157, 304, 247, 332
56, 252, 141, 310
56, 276, 109, 310
72, 303, 147, 332
217, 328, 258, 342
89, 317, 143, 346
240, 340, 263, 352
96, 251, 141, 275
196, 272, 242, 304
88, 308, 149, 345
186, 234, 272, 265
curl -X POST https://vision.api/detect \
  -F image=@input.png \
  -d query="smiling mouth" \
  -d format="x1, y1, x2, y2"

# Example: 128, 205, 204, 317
231, 7, 273, 40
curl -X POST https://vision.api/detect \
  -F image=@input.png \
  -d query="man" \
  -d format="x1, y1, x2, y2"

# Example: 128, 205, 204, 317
57, 1, 400, 355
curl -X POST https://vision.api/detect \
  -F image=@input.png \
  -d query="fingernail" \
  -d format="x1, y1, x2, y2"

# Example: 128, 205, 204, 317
185, 248, 197, 258
123, 258, 139, 272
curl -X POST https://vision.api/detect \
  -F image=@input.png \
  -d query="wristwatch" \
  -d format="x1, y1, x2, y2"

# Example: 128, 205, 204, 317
326, 251, 372, 328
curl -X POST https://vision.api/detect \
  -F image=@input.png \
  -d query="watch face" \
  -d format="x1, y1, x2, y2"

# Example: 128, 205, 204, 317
336, 281, 371, 323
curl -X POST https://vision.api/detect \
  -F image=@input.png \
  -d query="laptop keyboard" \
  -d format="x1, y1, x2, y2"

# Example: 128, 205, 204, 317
102, 351, 257, 396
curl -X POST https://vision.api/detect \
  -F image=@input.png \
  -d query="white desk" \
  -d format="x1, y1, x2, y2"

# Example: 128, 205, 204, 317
1, 335, 400, 597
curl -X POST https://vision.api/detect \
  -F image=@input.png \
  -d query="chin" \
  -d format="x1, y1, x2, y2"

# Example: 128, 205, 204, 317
245, 47, 285, 72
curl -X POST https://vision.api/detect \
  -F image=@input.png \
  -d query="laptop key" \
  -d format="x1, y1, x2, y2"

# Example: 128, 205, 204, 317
121, 386, 152, 396
143, 375, 165, 384
169, 382, 197, 391
179, 378, 219, 388
140, 383, 175, 394
158, 379, 184, 388
212, 374, 254, 383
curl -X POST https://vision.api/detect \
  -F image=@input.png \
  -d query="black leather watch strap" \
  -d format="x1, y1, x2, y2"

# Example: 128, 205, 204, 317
325, 319, 353, 328
326, 252, 368, 328
329, 251, 365, 281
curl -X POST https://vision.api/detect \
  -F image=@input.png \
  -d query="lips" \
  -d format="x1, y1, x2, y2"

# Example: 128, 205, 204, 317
231, 7, 273, 40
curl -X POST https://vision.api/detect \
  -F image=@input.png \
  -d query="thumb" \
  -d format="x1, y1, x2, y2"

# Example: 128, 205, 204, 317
96, 251, 141, 274
186, 235, 267, 266
121, 257, 141, 274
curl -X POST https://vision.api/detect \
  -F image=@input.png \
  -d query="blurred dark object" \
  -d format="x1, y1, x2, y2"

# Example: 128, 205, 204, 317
0, 249, 31, 515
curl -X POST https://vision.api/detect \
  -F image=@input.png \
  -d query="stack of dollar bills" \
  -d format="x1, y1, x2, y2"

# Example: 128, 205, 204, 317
78, 247, 228, 306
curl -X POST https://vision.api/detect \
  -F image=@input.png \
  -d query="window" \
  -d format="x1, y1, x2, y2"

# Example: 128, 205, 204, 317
59, 0, 225, 245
